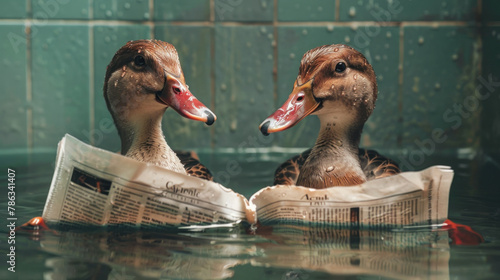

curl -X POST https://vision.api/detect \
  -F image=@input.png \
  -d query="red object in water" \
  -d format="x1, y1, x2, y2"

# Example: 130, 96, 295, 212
16, 216, 50, 231
443, 219, 484, 245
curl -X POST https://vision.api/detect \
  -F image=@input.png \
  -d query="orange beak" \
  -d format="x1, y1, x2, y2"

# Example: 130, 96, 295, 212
156, 72, 216, 125
259, 78, 320, 135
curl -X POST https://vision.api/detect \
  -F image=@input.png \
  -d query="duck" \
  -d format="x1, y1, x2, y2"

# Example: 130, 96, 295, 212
19, 40, 216, 231
259, 44, 400, 189
103, 39, 216, 180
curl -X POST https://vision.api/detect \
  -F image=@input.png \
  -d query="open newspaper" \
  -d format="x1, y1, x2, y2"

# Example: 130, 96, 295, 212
42, 135, 454, 228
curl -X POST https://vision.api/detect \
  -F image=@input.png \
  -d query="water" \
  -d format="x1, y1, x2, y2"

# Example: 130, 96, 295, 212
1, 152, 499, 279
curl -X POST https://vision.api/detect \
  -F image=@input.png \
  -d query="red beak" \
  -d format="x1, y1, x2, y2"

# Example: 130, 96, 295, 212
259, 78, 319, 135
156, 72, 216, 125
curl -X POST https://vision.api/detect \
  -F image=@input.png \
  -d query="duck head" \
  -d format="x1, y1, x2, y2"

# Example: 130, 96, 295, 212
104, 39, 216, 129
260, 44, 377, 135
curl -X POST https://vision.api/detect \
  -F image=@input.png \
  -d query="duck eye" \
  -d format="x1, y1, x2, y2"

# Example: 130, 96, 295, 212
134, 55, 146, 67
335, 62, 346, 72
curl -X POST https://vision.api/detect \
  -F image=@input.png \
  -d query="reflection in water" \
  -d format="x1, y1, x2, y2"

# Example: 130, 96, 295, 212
31, 223, 452, 280
254, 225, 450, 280
38, 227, 255, 279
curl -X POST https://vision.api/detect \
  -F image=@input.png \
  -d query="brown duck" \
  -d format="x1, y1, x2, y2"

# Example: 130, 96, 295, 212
20, 39, 216, 230
104, 39, 215, 180
259, 44, 400, 189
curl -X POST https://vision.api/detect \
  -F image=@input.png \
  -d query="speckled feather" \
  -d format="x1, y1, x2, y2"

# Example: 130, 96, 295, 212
274, 148, 400, 187
104, 39, 213, 181
270, 44, 400, 188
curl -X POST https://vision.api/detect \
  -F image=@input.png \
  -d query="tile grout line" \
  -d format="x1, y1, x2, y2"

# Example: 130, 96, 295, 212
273, 0, 278, 107
149, 0, 154, 38
335, 0, 340, 22
397, 24, 404, 149
0, 18, 485, 27
210, 0, 216, 148
89, 0, 95, 145
26, 0, 33, 152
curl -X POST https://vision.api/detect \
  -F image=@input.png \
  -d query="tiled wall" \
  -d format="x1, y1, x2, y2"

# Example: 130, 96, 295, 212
1, 0, 498, 159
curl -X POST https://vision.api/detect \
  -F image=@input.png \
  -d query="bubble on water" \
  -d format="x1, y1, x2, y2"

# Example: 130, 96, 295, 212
289, 53, 296, 59
435, 83, 441, 90
344, 36, 351, 43
220, 83, 227, 91
124, 3, 131, 9
451, 54, 458, 61
418, 36, 425, 45
105, 10, 112, 17
326, 24, 334, 32
302, 29, 308, 35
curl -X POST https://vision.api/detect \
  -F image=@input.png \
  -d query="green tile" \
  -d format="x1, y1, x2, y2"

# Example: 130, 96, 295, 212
339, 0, 478, 21
215, 26, 275, 148
155, 25, 213, 149
31, 25, 90, 148
0, 0, 26, 18
215, 0, 273, 22
483, 0, 500, 22
0, 25, 27, 149
94, 0, 150, 20
32, 0, 90, 19
402, 26, 478, 150
154, 0, 210, 21
480, 27, 500, 153
278, 0, 335, 21
93, 25, 151, 151
277, 26, 400, 149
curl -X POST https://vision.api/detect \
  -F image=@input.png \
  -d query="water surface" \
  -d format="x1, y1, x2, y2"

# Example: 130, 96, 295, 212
1, 151, 499, 279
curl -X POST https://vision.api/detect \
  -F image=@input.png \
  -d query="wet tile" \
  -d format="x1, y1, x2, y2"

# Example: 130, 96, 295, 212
155, 25, 213, 149
32, 0, 90, 19
94, 0, 150, 21
31, 25, 90, 148
483, 0, 500, 22
93, 25, 151, 151
480, 27, 500, 153
154, 0, 210, 21
402, 26, 478, 152
0, 0, 26, 18
0, 25, 27, 149
214, 26, 275, 148
278, 0, 335, 22
277, 26, 400, 149
214, 0, 273, 22
339, 0, 478, 21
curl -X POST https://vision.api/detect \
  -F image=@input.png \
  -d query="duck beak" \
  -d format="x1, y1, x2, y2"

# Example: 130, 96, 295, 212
156, 72, 216, 125
259, 78, 319, 135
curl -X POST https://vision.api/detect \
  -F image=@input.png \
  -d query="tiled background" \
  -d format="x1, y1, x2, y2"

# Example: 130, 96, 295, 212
1, 0, 499, 169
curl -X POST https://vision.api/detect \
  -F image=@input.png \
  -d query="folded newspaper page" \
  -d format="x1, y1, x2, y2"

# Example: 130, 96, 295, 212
42, 135, 453, 228
42, 134, 254, 227
250, 166, 453, 227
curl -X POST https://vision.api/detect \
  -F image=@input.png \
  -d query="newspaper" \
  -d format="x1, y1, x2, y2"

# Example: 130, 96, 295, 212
42, 135, 453, 228
42, 134, 253, 228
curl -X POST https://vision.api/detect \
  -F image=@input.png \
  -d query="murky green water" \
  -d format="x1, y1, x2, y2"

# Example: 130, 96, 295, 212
1, 152, 499, 279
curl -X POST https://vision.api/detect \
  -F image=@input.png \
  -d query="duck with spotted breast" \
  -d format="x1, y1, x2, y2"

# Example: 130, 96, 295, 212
259, 44, 400, 189
19, 39, 216, 230
104, 39, 216, 180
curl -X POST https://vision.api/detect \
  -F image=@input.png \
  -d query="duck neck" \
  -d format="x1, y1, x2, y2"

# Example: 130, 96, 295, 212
296, 114, 366, 188
115, 109, 187, 174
